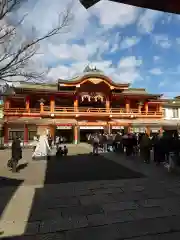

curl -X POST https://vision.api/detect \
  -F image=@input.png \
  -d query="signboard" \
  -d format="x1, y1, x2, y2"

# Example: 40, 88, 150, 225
139, 128, 145, 133
79, 122, 106, 126
80, 126, 104, 130
151, 128, 159, 133
112, 126, 124, 129
56, 126, 72, 130
132, 128, 145, 133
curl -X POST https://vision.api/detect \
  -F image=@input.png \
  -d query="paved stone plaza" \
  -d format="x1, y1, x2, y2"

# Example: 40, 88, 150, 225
1, 144, 180, 239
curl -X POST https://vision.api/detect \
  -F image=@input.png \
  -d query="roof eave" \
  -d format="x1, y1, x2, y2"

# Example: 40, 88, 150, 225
58, 74, 130, 88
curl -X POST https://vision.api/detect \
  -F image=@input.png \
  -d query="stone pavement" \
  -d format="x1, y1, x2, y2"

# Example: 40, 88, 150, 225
1, 144, 180, 239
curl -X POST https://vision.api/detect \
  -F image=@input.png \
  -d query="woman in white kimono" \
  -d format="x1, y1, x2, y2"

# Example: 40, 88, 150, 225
32, 135, 51, 159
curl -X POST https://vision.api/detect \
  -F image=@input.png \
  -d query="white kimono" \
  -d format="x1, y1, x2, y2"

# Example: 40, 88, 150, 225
32, 135, 51, 158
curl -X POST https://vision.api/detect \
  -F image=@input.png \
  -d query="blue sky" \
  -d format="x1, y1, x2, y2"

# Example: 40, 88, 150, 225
13, 0, 180, 98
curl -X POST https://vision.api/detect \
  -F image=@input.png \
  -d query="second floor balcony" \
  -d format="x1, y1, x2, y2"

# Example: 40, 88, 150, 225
4, 106, 163, 119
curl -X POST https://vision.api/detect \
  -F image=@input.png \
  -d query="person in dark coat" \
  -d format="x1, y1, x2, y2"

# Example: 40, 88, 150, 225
48, 135, 53, 149
140, 133, 151, 163
153, 132, 164, 165
11, 137, 22, 172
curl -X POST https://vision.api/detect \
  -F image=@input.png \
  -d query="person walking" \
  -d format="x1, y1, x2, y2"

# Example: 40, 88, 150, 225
140, 133, 151, 163
11, 137, 22, 172
92, 133, 99, 155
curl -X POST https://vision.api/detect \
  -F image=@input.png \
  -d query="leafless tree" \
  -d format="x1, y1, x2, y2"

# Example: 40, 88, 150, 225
0, 0, 73, 83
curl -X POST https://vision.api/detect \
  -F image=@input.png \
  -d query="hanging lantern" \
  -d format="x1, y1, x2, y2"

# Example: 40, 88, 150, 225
38, 98, 45, 105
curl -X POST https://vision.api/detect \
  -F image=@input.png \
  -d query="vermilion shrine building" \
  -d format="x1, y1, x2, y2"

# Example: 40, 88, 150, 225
3, 67, 164, 145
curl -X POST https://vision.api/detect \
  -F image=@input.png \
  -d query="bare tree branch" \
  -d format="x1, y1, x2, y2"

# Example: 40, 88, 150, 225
0, 0, 26, 21
0, 0, 73, 84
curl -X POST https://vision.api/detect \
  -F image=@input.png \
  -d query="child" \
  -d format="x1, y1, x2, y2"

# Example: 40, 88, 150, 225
56, 146, 63, 157
63, 146, 68, 156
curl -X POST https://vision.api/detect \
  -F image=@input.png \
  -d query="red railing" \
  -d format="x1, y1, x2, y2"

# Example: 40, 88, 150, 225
4, 106, 163, 118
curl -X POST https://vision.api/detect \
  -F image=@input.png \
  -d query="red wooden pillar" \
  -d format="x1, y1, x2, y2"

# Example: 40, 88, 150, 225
74, 125, 78, 144
4, 123, 8, 144
50, 96, 55, 113
40, 102, 44, 114
4, 99, 10, 109
144, 102, 148, 114
25, 96, 30, 113
24, 124, 28, 144
125, 99, 130, 113
74, 95, 78, 112
106, 96, 110, 112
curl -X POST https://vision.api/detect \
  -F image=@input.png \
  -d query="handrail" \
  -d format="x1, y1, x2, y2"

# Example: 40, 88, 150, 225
4, 108, 28, 113
4, 107, 164, 116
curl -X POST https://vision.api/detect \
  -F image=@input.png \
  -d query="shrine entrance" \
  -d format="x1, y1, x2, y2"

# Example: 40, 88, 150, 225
79, 126, 104, 142
55, 126, 73, 143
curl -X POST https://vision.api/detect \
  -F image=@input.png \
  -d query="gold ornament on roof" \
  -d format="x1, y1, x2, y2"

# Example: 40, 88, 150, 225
88, 78, 103, 84
80, 92, 104, 102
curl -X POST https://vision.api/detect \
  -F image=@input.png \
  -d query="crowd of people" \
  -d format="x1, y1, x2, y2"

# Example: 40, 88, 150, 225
7, 130, 180, 172
88, 131, 180, 167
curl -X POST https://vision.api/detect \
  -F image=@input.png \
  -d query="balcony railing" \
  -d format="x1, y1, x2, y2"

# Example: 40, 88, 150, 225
4, 107, 163, 118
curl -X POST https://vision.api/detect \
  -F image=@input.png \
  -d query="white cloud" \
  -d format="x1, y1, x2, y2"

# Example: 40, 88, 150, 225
92, 0, 140, 28
118, 56, 142, 69
16, 0, 93, 44
137, 9, 163, 34
3, 0, 173, 89
47, 65, 75, 80
153, 34, 171, 48
110, 32, 121, 53
116, 56, 142, 83
158, 80, 167, 87
176, 38, 180, 45
120, 36, 140, 50
44, 37, 111, 64
47, 60, 113, 81
115, 70, 141, 83
163, 92, 180, 98
47, 55, 142, 84
153, 56, 160, 61
149, 68, 163, 75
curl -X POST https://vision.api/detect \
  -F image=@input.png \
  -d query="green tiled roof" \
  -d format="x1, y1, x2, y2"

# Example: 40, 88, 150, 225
17, 82, 57, 91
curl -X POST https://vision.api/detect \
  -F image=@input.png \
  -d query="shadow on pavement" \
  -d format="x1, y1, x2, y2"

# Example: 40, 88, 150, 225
0, 177, 24, 238
44, 153, 145, 184
2, 153, 145, 239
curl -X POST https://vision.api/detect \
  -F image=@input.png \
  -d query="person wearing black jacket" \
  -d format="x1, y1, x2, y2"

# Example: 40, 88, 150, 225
11, 137, 22, 172
140, 133, 151, 163
153, 132, 164, 165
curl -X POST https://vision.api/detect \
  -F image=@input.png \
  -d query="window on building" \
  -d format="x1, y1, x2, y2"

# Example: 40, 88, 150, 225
28, 131, 37, 140
9, 131, 24, 140
172, 108, 179, 118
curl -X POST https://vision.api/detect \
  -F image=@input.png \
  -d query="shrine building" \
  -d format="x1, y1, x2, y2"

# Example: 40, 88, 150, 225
3, 66, 164, 145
